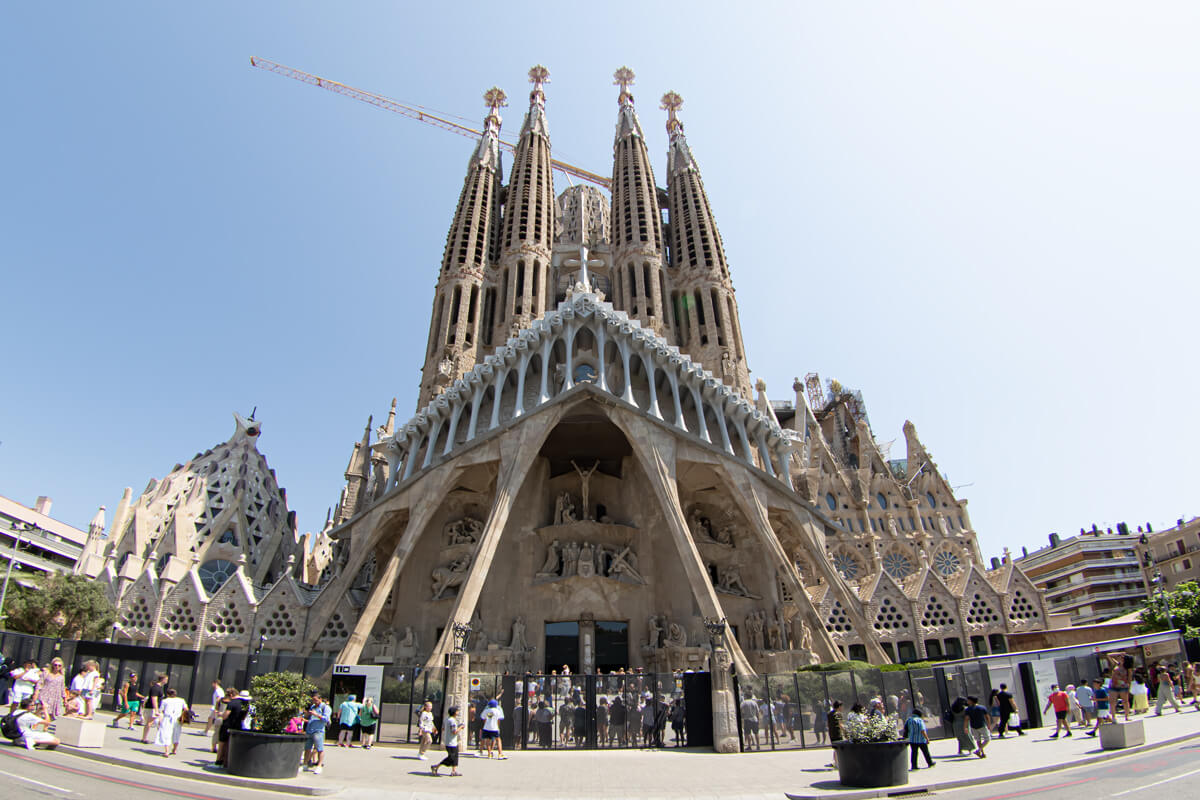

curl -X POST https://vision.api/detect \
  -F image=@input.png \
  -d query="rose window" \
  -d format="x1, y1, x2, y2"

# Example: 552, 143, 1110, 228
832, 551, 859, 580
933, 550, 962, 577
882, 551, 915, 579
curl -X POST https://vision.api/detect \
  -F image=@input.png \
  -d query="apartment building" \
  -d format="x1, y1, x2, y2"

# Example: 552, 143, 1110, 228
1014, 527, 1147, 625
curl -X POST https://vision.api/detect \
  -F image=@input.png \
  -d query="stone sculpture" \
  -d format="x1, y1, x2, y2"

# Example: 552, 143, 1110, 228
431, 555, 471, 600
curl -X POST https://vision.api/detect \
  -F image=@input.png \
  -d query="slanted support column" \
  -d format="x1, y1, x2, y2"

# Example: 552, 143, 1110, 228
714, 405, 733, 454
644, 354, 661, 419
466, 386, 483, 440
689, 385, 711, 443
619, 342, 635, 405
422, 420, 442, 469
669, 374, 687, 433
490, 368, 507, 430
443, 407, 462, 456
614, 413, 754, 676
715, 466, 846, 664
425, 408, 565, 668
538, 338, 553, 403
304, 464, 462, 657
513, 353, 528, 417
563, 324, 576, 391
755, 431, 775, 477
595, 325, 610, 393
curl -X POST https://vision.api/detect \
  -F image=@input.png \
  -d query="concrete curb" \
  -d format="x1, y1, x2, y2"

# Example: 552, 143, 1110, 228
56, 745, 342, 796
785, 730, 1200, 800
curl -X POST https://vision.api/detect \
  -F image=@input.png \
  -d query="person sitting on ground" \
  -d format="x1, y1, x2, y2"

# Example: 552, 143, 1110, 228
965, 695, 991, 758
14, 697, 60, 750
1043, 684, 1072, 738
904, 708, 935, 770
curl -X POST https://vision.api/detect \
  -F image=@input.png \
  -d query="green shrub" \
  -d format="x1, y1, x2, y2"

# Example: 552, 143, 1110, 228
249, 672, 316, 735
797, 660, 874, 673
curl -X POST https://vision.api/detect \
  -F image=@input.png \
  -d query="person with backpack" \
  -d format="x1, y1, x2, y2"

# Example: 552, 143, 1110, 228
6, 697, 60, 750
903, 709, 935, 770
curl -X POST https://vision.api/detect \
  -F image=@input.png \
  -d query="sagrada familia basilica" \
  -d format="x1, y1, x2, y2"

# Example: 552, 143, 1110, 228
75, 67, 1049, 676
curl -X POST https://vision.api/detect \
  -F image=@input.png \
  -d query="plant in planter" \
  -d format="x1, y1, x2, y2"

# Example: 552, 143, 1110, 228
834, 713, 908, 788
226, 672, 316, 780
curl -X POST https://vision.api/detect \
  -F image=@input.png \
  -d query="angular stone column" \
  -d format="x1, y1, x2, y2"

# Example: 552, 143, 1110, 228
709, 645, 740, 753
443, 651, 470, 733
579, 614, 596, 674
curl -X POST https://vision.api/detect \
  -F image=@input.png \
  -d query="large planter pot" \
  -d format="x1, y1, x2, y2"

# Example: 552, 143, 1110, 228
833, 740, 909, 788
227, 729, 307, 779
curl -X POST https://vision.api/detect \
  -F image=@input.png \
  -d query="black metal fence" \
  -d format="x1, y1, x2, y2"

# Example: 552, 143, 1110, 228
732, 663, 992, 752
457, 671, 711, 751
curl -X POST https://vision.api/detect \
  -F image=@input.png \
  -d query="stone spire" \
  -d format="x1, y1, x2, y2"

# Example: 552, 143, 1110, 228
610, 67, 670, 338
491, 66, 556, 344
662, 91, 751, 397
418, 89, 507, 408
336, 416, 372, 524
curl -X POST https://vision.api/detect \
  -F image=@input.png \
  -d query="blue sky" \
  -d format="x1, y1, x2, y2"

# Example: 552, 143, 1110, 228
2, 2, 1198, 560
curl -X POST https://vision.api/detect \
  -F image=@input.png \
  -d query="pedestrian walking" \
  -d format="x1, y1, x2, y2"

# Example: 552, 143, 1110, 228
303, 692, 331, 774
431, 706, 462, 776
141, 673, 169, 744
1086, 679, 1111, 736
115, 673, 145, 729
204, 680, 224, 735
34, 658, 66, 720
1043, 685, 1072, 738
1155, 668, 1183, 715
416, 700, 437, 759
1130, 674, 1150, 714
358, 696, 379, 750
739, 693, 760, 750
154, 688, 189, 757
965, 696, 990, 758
904, 709, 935, 770
1075, 680, 1094, 727
996, 684, 1023, 737
480, 697, 505, 758
826, 701, 845, 768
337, 693, 362, 747
950, 697, 975, 755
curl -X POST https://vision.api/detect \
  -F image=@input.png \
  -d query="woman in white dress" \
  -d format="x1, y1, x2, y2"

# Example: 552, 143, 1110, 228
154, 688, 189, 757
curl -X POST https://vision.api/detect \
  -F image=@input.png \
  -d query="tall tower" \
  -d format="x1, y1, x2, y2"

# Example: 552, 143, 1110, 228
491, 66, 556, 344
418, 88, 507, 409
610, 67, 671, 337
662, 92, 752, 397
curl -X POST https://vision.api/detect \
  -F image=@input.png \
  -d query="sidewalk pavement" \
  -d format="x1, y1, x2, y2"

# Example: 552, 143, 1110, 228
40, 707, 1200, 799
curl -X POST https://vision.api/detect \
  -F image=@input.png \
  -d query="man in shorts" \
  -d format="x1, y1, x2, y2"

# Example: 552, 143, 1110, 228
1086, 679, 1111, 736
1043, 684, 1072, 737
965, 695, 991, 757
141, 673, 169, 744
303, 692, 331, 774
739, 694, 760, 750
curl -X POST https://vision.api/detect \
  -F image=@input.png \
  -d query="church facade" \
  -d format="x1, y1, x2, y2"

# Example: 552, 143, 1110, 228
81, 67, 1048, 674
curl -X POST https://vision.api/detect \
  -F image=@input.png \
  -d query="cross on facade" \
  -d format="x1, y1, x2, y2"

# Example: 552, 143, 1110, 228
613, 66, 635, 103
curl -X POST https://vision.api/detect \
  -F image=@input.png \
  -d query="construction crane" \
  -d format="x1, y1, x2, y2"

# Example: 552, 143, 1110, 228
250, 57, 612, 190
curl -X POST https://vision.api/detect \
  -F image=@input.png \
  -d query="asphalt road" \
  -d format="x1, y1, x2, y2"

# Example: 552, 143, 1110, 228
0, 746, 275, 800
942, 741, 1200, 800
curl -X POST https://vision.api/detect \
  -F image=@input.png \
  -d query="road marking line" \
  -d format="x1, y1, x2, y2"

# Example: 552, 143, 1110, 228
980, 777, 1096, 800
1111, 766, 1200, 796
0, 767, 73, 793
0, 750, 224, 800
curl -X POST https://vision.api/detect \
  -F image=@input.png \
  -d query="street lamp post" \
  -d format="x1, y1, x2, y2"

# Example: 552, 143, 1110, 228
1153, 569, 1176, 632
0, 521, 36, 629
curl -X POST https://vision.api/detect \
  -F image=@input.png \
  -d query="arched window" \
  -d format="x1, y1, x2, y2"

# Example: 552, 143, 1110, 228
198, 559, 237, 594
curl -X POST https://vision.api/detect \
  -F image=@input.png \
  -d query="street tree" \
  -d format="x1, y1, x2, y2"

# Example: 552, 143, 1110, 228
4, 573, 116, 640
1134, 580, 1200, 639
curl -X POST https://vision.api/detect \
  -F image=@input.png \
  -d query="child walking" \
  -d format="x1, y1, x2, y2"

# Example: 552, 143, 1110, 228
431, 706, 462, 777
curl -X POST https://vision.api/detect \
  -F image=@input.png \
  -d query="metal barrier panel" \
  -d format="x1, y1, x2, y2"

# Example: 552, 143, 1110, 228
766, 673, 803, 749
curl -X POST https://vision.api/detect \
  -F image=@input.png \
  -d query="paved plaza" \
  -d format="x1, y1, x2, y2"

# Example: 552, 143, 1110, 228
12, 706, 1197, 799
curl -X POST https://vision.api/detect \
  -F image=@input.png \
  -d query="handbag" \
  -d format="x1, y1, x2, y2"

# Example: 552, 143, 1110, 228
1007, 712, 1020, 728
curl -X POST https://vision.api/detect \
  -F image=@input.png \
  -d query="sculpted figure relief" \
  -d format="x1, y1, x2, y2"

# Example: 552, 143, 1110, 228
717, 565, 756, 598
577, 542, 596, 577
536, 540, 562, 577
510, 616, 528, 651
399, 626, 416, 648
745, 610, 765, 651
431, 555, 471, 600
647, 615, 663, 649
666, 622, 687, 648
444, 516, 483, 546
554, 492, 578, 525
571, 460, 600, 521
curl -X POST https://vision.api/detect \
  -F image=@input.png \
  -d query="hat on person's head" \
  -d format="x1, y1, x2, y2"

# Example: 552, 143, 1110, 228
347, 694, 356, 702
238, 690, 251, 700
488, 699, 498, 708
